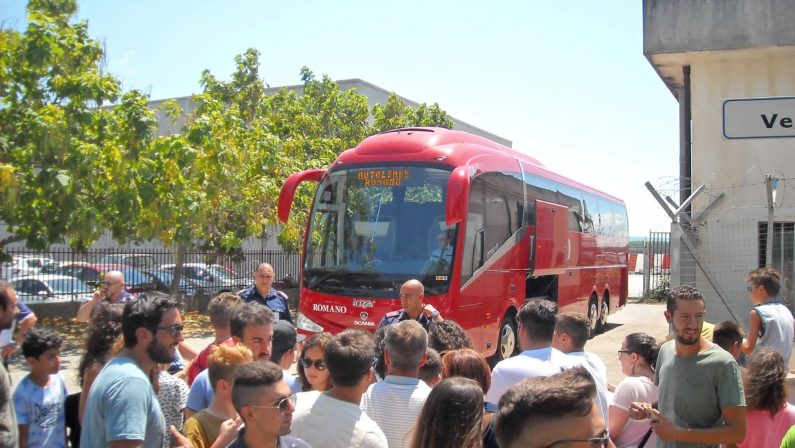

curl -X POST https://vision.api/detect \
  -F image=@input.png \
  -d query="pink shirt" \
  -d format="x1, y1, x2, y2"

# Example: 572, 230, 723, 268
739, 404, 795, 448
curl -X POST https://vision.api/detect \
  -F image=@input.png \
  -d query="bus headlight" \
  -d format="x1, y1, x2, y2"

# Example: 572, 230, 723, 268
296, 312, 324, 333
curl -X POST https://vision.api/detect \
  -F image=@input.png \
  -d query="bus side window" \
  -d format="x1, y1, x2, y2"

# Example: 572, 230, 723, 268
598, 198, 615, 236
582, 194, 599, 234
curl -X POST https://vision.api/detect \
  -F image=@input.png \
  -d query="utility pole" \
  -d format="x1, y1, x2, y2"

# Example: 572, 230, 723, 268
765, 174, 779, 268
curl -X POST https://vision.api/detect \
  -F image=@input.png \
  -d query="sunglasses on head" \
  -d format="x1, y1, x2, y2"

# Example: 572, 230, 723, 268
300, 357, 326, 371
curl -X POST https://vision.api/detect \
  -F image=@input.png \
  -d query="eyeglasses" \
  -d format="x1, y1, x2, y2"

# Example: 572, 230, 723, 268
617, 350, 633, 356
546, 430, 610, 448
101, 280, 120, 286
152, 324, 184, 338
247, 395, 296, 414
300, 357, 326, 371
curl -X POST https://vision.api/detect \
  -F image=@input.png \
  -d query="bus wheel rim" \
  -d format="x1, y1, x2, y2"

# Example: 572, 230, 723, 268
500, 323, 515, 358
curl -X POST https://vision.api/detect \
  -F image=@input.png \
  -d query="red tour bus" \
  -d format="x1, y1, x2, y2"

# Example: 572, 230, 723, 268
278, 127, 628, 363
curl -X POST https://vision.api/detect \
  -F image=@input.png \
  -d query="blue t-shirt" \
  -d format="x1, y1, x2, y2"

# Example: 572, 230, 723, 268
80, 356, 164, 448
186, 369, 214, 412
13, 373, 67, 448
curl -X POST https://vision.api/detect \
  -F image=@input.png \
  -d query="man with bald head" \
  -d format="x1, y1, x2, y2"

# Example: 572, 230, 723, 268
76, 270, 132, 323
377, 279, 443, 332
239, 263, 293, 324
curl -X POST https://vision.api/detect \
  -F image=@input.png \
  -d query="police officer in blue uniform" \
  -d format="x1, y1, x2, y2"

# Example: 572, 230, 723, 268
239, 262, 293, 324
377, 279, 443, 332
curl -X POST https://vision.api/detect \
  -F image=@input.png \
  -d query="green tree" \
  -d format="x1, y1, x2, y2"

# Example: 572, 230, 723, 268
372, 93, 455, 134
169, 52, 457, 253
0, 0, 156, 256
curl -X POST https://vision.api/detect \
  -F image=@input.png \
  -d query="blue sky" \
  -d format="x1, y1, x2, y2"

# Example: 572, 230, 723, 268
1, 0, 679, 236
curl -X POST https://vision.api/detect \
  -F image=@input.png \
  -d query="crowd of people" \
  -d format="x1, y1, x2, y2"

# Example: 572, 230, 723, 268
0, 264, 793, 447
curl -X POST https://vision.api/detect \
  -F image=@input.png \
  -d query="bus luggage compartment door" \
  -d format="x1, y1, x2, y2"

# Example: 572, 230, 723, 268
532, 200, 569, 274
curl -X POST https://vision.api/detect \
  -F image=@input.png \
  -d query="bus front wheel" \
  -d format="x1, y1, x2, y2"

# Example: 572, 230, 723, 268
489, 314, 517, 366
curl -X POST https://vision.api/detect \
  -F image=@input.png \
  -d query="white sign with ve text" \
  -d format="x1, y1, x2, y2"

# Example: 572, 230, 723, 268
723, 97, 795, 139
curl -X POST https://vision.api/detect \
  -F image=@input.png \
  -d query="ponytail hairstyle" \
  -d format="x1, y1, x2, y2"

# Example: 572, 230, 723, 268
623, 332, 660, 370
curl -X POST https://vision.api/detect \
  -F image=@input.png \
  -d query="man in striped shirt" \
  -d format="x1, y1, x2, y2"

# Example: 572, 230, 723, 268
360, 320, 431, 448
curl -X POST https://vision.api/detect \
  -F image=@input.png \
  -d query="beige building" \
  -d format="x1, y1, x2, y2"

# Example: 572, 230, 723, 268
644, 0, 795, 323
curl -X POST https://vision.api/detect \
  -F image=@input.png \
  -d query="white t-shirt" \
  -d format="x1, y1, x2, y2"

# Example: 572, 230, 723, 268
567, 352, 611, 426
485, 347, 575, 404
610, 376, 658, 448
360, 375, 431, 448
292, 390, 387, 448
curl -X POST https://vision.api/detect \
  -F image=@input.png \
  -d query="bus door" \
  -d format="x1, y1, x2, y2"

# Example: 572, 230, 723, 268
532, 199, 569, 274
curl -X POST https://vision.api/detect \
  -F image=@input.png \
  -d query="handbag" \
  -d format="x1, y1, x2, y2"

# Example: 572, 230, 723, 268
637, 427, 653, 448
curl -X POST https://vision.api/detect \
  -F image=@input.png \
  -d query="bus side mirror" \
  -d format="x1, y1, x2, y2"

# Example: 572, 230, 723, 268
278, 169, 326, 223
446, 166, 473, 225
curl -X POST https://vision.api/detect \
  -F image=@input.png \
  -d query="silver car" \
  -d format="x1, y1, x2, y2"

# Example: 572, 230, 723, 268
1, 256, 56, 280
11, 274, 94, 303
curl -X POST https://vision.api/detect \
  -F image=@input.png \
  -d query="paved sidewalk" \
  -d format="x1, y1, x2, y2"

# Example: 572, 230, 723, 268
585, 302, 668, 385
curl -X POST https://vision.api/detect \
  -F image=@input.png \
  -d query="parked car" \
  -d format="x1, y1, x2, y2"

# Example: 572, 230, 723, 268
54, 262, 159, 294
97, 254, 157, 269
1, 255, 56, 279
160, 263, 249, 294
142, 268, 201, 296
11, 274, 93, 303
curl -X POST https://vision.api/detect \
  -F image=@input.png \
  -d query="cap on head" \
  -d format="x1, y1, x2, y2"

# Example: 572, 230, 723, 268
272, 319, 305, 360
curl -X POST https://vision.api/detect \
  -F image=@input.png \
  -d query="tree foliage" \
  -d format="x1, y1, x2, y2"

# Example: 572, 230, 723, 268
0, 0, 456, 257
0, 0, 156, 255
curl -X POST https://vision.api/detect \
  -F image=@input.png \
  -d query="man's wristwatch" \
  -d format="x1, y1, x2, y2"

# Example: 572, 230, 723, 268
431, 309, 440, 318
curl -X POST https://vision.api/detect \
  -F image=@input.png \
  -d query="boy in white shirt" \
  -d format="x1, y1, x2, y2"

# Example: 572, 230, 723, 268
13, 327, 68, 448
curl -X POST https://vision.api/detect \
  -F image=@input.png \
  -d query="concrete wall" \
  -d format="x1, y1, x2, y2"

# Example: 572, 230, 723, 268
643, 0, 795, 55
688, 50, 795, 324
643, 0, 795, 97
644, 0, 795, 325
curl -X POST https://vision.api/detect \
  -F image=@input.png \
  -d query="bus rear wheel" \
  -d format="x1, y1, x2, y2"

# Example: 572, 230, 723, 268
587, 296, 598, 338
489, 314, 517, 367
596, 297, 609, 333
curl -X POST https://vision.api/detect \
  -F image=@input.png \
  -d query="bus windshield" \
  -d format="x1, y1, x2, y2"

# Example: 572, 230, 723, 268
304, 165, 457, 298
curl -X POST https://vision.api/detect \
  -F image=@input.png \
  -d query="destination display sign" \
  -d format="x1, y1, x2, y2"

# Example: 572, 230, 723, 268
356, 169, 411, 187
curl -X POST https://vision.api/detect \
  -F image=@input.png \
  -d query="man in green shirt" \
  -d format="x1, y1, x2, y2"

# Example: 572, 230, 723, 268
632, 285, 746, 447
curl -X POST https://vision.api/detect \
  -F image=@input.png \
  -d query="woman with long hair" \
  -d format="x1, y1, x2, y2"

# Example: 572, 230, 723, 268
441, 349, 493, 432
297, 332, 333, 392
410, 377, 484, 448
609, 332, 659, 448
738, 347, 795, 447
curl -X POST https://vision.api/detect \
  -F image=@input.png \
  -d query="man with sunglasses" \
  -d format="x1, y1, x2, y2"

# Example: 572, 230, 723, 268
76, 270, 132, 323
494, 367, 613, 448
229, 361, 309, 448
81, 294, 185, 448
